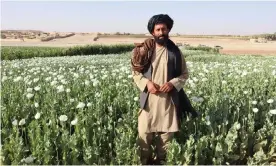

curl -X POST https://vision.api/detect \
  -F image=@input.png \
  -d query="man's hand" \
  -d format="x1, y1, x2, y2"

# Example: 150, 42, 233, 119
147, 81, 160, 94
160, 82, 174, 93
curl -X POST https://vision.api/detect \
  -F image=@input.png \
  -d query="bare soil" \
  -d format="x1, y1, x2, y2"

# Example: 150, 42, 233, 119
1, 34, 276, 55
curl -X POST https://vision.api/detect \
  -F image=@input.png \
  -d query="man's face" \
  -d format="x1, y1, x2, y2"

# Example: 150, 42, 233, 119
152, 23, 169, 45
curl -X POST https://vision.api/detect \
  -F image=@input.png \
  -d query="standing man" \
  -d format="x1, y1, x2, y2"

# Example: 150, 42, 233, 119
131, 14, 197, 165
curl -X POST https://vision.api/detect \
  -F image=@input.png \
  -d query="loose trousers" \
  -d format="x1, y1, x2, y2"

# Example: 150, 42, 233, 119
137, 131, 174, 165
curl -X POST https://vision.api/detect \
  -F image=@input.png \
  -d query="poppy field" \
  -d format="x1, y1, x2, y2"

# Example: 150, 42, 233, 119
1, 50, 276, 165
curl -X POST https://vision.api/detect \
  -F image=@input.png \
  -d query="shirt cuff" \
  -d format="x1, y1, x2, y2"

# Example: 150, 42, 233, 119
169, 78, 183, 92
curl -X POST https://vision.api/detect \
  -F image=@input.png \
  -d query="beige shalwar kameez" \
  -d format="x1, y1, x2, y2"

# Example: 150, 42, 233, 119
132, 45, 189, 164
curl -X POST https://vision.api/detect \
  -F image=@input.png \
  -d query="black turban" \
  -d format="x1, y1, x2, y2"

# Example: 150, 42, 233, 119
147, 14, 174, 33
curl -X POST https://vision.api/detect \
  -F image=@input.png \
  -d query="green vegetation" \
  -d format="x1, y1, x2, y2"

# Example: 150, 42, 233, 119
184, 45, 220, 53
1, 45, 135, 60
1, 51, 276, 165
1, 44, 219, 60
252, 33, 276, 40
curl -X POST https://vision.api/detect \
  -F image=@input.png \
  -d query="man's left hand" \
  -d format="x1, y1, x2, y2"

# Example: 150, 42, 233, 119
160, 82, 174, 93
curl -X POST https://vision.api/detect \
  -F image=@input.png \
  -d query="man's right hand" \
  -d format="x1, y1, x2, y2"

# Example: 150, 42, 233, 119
147, 81, 160, 94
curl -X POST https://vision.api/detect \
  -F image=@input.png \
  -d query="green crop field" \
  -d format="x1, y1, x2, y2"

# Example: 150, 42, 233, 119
1, 44, 219, 60
1, 49, 276, 165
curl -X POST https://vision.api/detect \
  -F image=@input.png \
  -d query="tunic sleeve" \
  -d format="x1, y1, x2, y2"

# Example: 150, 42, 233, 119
131, 47, 150, 92
132, 71, 149, 92
169, 51, 189, 91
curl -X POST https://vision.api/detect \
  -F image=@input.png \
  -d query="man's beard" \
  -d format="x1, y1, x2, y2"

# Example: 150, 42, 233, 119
153, 34, 169, 45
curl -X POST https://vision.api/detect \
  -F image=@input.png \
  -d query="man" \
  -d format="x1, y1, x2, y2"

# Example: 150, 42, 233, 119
131, 14, 196, 165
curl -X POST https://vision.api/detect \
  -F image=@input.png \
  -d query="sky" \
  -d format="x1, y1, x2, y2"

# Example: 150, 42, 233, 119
1, 1, 276, 35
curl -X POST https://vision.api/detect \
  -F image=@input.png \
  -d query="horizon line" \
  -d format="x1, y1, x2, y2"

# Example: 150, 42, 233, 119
2, 29, 275, 36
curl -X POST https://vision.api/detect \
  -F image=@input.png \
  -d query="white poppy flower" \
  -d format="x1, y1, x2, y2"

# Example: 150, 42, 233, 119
267, 99, 274, 104
252, 108, 259, 113
225, 120, 229, 125
272, 70, 276, 76
34, 86, 41, 91
242, 71, 247, 76
71, 118, 78, 125
33, 78, 39, 83
61, 79, 68, 84
59, 115, 68, 122
199, 72, 204, 76
76, 102, 85, 109
56, 85, 64, 93
85, 80, 90, 85
45, 77, 51, 82
87, 103, 92, 107
102, 74, 108, 79
34, 102, 39, 108
252, 101, 257, 105
13, 76, 23, 82
128, 75, 133, 78
26, 93, 34, 99
50, 80, 58, 86
27, 88, 33, 93
188, 79, 194, 84
35, 112, 41, 119
24, 156, 35, 163
12, 119, 18, 126
235, 123, 241, 130
202, 78, 208, 82
193, 77, 198, 82
73, 73, 79, 78
269, 109, 276, 115
2, 76, 8, 82
93, 80, 99, 87
19, 119, 26, 126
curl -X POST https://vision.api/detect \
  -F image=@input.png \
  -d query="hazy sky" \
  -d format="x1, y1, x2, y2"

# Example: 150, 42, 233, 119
1, 1, 276, 35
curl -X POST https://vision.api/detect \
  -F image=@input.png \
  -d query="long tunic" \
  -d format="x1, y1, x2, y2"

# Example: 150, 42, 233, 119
132, 45, 189, 134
